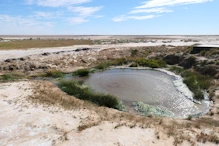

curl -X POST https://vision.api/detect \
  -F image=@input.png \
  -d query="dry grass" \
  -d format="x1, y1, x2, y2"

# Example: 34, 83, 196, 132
78, 121, 100, 132
29, 80, 84, 109
0, 39, 93, 50
28, 80, 219, 145
197, 132, 219, 144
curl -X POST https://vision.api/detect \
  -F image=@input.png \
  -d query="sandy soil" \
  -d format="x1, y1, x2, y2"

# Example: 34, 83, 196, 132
0, 37, 218, 62
0, 36, 219, 146
0, 80, 218, 146
0, 81, 172, 146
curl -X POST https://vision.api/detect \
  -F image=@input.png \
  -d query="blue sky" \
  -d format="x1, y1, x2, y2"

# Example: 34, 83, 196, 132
0, 0, 218, 35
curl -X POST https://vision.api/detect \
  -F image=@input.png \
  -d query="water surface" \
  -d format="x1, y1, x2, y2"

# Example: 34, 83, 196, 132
85, 68, 209, 118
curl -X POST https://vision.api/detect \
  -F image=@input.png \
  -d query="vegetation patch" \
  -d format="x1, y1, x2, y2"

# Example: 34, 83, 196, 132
0, 73, 25, 82
95, 58, 166, 70
132, 102, 175, 117
95, 62, 111, 70
45, 69, 64, 78
73, 68, 90, 77
0, 39, 93, 50
169, 66, 212, 100
59, 81, 120, 109
135, 59, 166, 68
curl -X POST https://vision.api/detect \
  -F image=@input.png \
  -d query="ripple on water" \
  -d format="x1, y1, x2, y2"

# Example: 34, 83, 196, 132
85, 68, 209, 118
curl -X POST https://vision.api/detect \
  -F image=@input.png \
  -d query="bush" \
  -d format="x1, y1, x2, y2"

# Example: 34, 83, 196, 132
179, 56, 196, 69
131, 49, 138, 56
110, 58, 127, 66
0, 74, 14, 81
73, 68, 89, 77
181, 70, 212, 100
136, 59, 166, 68
169, 66, 184, 74
129, 62, 138, 67
187, 115, 193, 120
0, 73, 24, 81
45, 69, 64, 78
59, 81, 120, 109
95, 62, 110, 70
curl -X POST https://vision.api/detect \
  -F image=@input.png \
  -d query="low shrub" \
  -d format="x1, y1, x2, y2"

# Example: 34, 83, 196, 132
45, 69, 64, 78
95, 58, 166, 70
0, 73, 24, 81
59, 81, 120, 109
136, 59, 166, 68
0, 74, 14, 81
95, 62, 110, 70
187, 115, 193, 120
181, 70, 212, 100
131, 49, 138, 56
129, 62, 138, 67
73, 68, 90, 77
169, 66, 184, 74
110, 58, 127, 66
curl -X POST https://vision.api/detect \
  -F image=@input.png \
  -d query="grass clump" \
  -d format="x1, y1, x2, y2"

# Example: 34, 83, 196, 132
187, 115, 193, 120
129, 62, 138, 67
95, 62, 111, 70
73, 68, 90, 77
45, 69, 64, 78
59, 81, 120, 109
182, 70, 211, 100
169, 66, 211, 100
0, 73, 25, 82
169, 66, 184, 74
136, 59, 166, 68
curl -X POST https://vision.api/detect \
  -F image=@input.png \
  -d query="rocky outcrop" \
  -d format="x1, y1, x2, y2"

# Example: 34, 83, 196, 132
179, 56, 196, 69
195, 65, 218, 77
163, 54, 184, 65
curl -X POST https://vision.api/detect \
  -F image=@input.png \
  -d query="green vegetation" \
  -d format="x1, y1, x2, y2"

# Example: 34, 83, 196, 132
95, 62, 111, 70
129, 62, 138, 67
187, 115, 193, 120
0, 73, 24, 82
200, 48, 219, 56
183, 71, 211, 100
95, 58, 166, 70
169, 66, 184, 74
59, 81, 120, 109
170, 66, 211, 100
45, 69, 64, 78
73, 68, 90, 77
131, 49, 138, 56
0, 39, 93, 50
132, 102, 174, 117
135, 59, 166, 68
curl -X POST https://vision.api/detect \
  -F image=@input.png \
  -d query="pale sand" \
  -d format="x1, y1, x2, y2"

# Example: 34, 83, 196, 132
0, 81, 170, 146
1, 38, 217, 62
0, 81, 218, 146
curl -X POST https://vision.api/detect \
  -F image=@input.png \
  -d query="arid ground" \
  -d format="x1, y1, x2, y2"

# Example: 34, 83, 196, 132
0, 35, 219, 146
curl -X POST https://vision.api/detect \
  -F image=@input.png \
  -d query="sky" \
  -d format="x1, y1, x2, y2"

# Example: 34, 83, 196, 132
0, 0, 218, 35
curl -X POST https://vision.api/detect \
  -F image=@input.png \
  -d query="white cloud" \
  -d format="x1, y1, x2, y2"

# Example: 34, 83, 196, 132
136, 0, 213, 9
25, 0, 91, 7
67, 6, 103, 17
0, 14, 54, 34
129, 7, 173, 14
0, 15, 53, 27
93, 15, 104, 18
67, 17, 88, 25
24, 0, 102, 25
113, 0, 212, 22
113, 15, 158, 22
34, 11, 62, 19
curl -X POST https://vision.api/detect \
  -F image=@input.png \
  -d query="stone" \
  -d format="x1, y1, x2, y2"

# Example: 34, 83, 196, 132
163, 54, 183, 65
